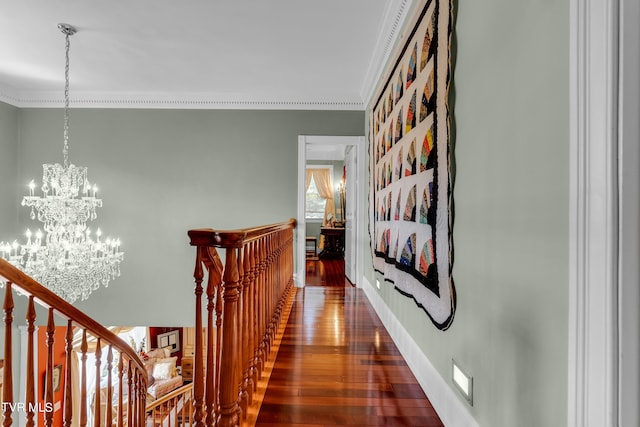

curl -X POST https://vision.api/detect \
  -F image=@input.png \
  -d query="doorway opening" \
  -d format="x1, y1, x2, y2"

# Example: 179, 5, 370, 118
296, 135, 365, 288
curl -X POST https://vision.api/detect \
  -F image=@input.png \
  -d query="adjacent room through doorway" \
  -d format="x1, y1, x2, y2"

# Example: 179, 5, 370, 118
297, 135, 364, 288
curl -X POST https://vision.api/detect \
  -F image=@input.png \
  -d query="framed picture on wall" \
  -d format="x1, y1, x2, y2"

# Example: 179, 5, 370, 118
157, 330, 180, 354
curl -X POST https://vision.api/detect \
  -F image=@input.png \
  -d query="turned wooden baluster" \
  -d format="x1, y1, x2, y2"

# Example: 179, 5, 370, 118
215, 265, 223, 420
136, 371, 143, 427
273, 234, 281, 333
25, 297, 36, 427
279, 232, 287, 324
204, 246, 222, 426
272, 233, 280, 328
136, 370, 143, 427
44, 309, 55, 427
117, 353, 124, 427
131, 368, 137, 427
63, 320, 73, 427
127, 361, 133, 427
237, 245, 247, 418
257, 237, 267, 374
192, 248, 205, 427
275, 232, 282, 312
253, 237, 262, 378
262, 235, 270, 356
249, 240, 260, 390
94, 338, 102, 427
106, 346, 113, 427
277, 232, 285, 318
285, 230, 291, 292
278, 231, 288, 317
264, 236, 271, 364
271, 234, 279, 348
205, 269, 215, 427
80, 330, 88, 427
277, 231, 289, 324
218, 246, 240, 427
252, 240, 261, 381
140, 371, 146, 426
243, 241, 255, 402
278, 234, 285, 326
274, 233, 282, 329
3, 284, 14, 427
289, 228, 294, 283
265, 235, 275, 353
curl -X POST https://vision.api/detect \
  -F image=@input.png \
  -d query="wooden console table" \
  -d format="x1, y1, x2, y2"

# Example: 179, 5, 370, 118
320, 227, 345, 259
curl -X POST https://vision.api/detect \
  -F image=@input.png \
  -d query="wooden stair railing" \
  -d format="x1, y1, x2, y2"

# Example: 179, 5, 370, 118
188, 218, 296, 427
145, 383, 193, 427
0, 258, 148, 427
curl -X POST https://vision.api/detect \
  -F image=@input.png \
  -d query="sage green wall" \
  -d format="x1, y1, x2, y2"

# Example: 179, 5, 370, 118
0, 102, 19, 358
363, 1, 569, 426
13, 108, 363, 326
0, 102, 19, 239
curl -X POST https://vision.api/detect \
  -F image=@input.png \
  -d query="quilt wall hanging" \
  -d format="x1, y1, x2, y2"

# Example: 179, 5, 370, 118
369, 0, 455, 330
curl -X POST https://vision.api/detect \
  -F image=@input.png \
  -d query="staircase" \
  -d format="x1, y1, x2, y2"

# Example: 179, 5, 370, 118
0, 258, 148, 427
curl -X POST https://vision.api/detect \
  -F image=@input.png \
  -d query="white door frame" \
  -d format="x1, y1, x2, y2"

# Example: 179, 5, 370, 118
296, 135, 365, 288
617, 0, 640, 424
567, 0, 638, 424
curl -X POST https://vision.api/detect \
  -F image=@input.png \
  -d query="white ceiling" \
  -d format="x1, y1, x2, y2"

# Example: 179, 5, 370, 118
0, 0, 413, 110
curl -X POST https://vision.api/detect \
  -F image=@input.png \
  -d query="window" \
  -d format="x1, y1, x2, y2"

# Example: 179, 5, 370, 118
305, 175, 326, 220
306, 166, 335, 222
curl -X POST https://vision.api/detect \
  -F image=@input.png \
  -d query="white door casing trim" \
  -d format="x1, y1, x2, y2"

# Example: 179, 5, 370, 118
568, 0, 620, 425
617, 0, 640, 424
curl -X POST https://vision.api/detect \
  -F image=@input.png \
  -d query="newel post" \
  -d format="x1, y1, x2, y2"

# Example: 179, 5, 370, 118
218, 246, 241, 427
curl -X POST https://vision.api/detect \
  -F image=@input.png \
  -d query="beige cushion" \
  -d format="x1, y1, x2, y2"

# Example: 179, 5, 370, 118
152, 357, 177, 380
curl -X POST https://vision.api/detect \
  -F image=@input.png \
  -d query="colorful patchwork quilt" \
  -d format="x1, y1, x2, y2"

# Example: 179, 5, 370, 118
369, 0, 455, 330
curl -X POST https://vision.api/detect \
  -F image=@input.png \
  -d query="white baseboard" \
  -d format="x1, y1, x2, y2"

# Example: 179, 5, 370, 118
361, 276, 478, 427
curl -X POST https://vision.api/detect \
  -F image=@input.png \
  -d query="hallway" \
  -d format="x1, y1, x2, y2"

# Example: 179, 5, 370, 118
253, 259, 444, 426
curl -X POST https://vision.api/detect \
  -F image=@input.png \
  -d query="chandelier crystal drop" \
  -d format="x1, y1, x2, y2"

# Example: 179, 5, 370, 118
0, 23, 123, 303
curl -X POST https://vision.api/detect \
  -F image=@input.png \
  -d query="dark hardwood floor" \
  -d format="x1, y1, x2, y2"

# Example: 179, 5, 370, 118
254, 258, 444, 426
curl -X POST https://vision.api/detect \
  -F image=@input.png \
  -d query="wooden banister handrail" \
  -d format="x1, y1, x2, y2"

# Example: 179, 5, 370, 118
188, 218, 296, 427
188, 218, 297, 248
0, 258, 147, 427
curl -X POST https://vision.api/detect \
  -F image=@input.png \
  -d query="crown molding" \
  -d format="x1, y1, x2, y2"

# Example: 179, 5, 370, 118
0, 86, 21, 107
0, 89, 365, 111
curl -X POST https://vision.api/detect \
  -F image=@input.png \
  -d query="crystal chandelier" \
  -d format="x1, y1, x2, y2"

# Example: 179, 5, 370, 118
0, 23, 124, 303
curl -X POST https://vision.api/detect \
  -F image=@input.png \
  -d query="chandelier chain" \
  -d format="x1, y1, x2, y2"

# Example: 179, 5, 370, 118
63, 31, 71, 168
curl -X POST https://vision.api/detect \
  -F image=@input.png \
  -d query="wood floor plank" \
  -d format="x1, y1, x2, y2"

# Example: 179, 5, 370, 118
252, 259, 444, 427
